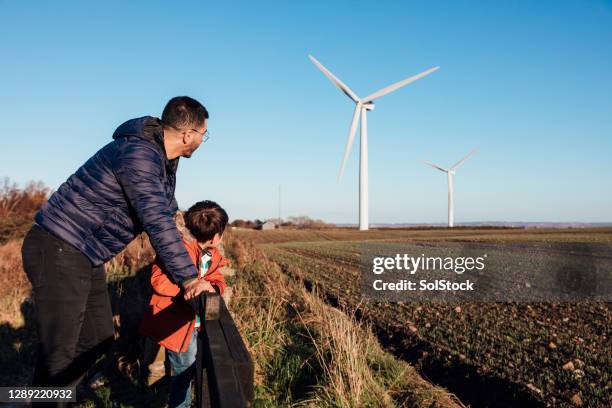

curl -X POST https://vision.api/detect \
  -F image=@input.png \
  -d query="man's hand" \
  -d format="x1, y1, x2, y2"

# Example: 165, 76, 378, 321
182, 277, 216, 300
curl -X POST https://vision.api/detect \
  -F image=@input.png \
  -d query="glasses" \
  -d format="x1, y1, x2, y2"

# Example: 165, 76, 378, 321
190, 128, 210, 143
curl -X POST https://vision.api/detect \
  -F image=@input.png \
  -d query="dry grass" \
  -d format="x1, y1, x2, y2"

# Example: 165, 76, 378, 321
0, 239, 31, 328
297, 291, 392, 407
0, 179, 47, 326
223, 235, 292, 386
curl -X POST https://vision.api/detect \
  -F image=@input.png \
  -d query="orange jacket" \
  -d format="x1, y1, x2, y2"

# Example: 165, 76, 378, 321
139, 239, 229, 353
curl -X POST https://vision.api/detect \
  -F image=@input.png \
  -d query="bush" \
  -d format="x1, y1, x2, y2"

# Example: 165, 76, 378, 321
0, 178, 49, 243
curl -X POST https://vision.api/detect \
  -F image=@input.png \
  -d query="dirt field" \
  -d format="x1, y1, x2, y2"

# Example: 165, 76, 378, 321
236, 227, 612, 408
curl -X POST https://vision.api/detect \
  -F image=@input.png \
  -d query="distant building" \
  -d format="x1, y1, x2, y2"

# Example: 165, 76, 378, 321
261, 221, 276, 230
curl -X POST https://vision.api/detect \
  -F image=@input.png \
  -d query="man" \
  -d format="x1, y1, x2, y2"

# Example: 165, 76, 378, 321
21, 96, 213, 391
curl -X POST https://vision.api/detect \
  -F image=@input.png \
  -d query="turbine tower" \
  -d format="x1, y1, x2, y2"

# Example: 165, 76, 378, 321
308, 55, 439, 230
423, 149, 478, 228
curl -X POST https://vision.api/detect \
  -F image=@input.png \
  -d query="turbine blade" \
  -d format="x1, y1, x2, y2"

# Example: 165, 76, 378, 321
338, 105, 362, 181
308, 55, 360, 103
363, 66, 440, 103
423, 160, 448, 173
451, 148, 478, 170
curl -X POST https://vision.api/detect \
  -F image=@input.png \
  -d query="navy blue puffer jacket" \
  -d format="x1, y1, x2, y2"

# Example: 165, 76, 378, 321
35, 116, 197, 283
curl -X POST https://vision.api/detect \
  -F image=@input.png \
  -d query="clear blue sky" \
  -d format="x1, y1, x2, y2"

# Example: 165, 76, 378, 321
1, 1, 611, 223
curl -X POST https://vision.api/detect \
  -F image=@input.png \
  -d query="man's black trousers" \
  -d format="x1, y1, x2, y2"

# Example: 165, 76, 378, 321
21, 224, 115, 387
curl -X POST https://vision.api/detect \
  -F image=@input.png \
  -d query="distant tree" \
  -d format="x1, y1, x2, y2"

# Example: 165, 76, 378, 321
230, 219, 263, 229
230, 219, 247, 228
231, 216, 331, 230
286, 215, 329, 229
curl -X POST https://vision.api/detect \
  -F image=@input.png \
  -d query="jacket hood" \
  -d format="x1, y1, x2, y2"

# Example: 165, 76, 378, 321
112, 116, 164, 144
112, 116, 179, 172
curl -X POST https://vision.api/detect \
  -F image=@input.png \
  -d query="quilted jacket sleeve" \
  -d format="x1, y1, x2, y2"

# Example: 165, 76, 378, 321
114, 140, 197, 283
170, 196, 179, 215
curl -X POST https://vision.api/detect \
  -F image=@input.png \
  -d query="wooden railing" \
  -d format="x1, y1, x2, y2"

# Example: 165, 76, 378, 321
194, 292, 253, 408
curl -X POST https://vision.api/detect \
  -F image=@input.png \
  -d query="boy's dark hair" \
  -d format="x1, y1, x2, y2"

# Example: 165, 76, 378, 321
184, 200, 228, 243
162, 96, 209, 130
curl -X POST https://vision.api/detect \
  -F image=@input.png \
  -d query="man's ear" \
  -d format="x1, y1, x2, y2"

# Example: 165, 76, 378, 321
182, 131, 192, 145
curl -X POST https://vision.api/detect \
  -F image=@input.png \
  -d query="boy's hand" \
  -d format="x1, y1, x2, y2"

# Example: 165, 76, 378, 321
183, 278, 216, 300
181, 278, 199, 299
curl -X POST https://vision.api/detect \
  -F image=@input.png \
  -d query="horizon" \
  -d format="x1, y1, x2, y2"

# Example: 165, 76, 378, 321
1, 1, 611, 224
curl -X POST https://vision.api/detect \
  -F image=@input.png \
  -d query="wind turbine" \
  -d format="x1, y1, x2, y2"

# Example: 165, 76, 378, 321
423, 149, 478, 228
309, 54, 439, 230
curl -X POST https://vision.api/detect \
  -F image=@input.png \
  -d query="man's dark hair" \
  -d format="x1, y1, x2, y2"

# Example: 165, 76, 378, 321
184, 200, 228, 243
161, 96, 209, 130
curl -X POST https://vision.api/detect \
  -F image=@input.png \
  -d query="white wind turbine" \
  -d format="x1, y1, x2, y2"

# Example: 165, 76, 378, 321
309, 54, 439, 230
423, 149, 478, 228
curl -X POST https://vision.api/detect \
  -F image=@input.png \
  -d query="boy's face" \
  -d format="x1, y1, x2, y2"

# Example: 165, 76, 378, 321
200, 232, 223, 249
211, 232, 223, 247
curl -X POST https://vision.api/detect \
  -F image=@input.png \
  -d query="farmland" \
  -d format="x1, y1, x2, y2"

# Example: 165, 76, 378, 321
235, 227, 612, 408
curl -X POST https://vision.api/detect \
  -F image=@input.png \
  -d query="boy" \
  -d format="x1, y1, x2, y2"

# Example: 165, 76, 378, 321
140, 200, 229, 408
